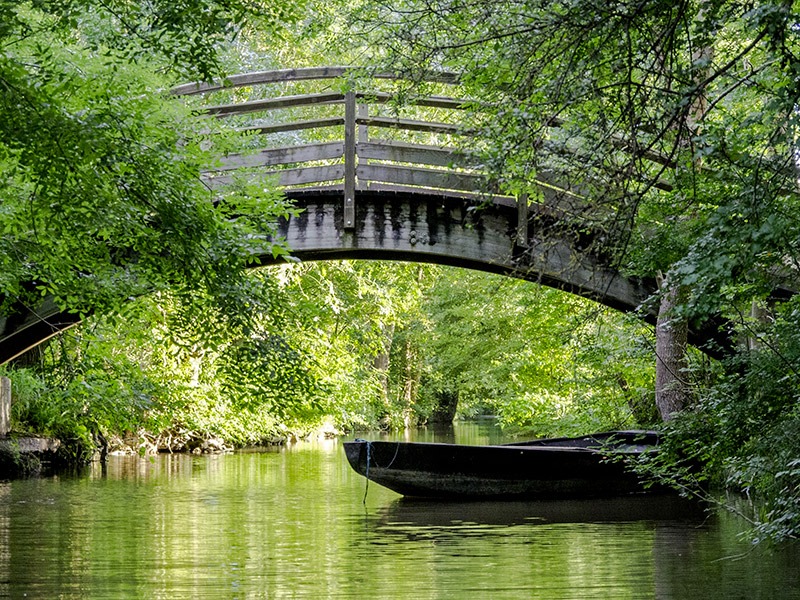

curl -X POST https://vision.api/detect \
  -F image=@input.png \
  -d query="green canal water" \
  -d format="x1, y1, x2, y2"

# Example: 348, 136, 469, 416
1, 424, 798, 599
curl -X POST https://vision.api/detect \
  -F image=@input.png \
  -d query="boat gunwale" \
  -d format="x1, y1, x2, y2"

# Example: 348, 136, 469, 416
344, 440, 644, 455
345, 430, 659, 455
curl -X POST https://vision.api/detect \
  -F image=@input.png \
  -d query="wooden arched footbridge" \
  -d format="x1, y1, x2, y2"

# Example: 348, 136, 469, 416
0, 67, 729, 363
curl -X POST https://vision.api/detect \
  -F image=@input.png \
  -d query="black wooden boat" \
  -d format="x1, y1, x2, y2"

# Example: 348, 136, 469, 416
343, 430, 660, 499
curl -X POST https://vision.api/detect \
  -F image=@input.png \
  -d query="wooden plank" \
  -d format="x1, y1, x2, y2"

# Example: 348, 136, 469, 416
358, 104, 369, 143
357, 116, 463, 135
344, 92, 357, 228
358, 104, 370, 189
284, 184, 346, 194
280, 165, 345, 187
359, 141, 472, 168
235, 117, 344, 135
204, 164, 345, 188
203, 92, 344, 117
212, 142, 344, 171
534, 170, 587, 201
350, 182, 516, 206
173, 67, 352, 95
172, 67, 461, 96
356, 92, 470, 110
357, 164, 489, 192
203, 92, 470, 119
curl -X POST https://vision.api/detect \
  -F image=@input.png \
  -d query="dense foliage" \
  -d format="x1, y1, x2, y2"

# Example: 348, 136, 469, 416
3, 281, 326, 458
1, 262, 656, 457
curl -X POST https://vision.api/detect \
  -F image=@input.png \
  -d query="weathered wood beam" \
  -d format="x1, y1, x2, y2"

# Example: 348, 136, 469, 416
172, 67, 461, 96
358, 104, 370, 190
204, 92, 470, 119
357, 105, 369, 143
357, 116, 462, 135
357, 164, 489, 193
203, 164, 346, 188
173, 67, 354, 95
351, 183, 515, 205
344, 92, 357, 229
203, 92, 345, 117
235, 117, 344, 136
356, 92, 470, 110
359, 141, 472, 168
211, 142, 344, 171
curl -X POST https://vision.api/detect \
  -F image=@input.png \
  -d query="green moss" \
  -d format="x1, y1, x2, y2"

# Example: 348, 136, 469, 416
0, 441, 42, 478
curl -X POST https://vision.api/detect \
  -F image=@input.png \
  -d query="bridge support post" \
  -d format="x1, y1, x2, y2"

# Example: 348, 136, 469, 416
0, 377, 10, 437
344, 91, 357, 230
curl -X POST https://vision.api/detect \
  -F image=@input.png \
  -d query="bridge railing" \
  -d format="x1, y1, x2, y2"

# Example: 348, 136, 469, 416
174, 67, 545, 238
176, 67, 668, 249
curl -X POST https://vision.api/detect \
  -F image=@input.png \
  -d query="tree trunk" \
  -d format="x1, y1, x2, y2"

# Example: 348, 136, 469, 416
655, 279, 689, 421
653, 17, 709, 422
373, 322, 394, 409
401, 337, 420, 429
0, 377, 10, 437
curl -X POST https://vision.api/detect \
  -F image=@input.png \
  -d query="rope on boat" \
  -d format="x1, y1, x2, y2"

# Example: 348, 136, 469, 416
354, 439, 401, 504
385, 442, 401, 469
355, 438, 371, 504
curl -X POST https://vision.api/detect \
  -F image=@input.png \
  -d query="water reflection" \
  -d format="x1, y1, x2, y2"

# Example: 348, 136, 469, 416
357, 421, 507, 446
378, 495, 708, 533
0, 424, 797, 599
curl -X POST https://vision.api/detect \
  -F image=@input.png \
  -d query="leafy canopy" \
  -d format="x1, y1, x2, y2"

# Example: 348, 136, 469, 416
0, 0, 303, 326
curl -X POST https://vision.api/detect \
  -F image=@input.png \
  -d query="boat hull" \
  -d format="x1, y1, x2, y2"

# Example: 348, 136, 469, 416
343, 432, 658, 499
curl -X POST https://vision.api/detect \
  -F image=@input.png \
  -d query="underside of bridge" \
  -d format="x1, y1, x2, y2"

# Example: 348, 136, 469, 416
279, 189, 655, 312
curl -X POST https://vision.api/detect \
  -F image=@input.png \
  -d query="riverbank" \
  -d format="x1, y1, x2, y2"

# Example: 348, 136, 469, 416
0, 417, 345, 478
0, 436, 61, 477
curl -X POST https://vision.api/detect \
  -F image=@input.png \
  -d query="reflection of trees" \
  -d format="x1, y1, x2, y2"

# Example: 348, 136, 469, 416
2, 449, 799, 597
654, 507, 800, 599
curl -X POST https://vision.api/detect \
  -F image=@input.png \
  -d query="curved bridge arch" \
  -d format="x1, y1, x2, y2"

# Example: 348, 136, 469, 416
280, 188, 654, 314
0, 185, 715, 364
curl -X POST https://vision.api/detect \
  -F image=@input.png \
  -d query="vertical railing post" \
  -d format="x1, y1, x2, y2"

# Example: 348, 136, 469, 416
516, 193, 529, 247
344, 91, 357, 230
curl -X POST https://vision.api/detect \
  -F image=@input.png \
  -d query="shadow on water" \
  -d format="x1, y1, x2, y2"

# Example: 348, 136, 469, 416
371, 494, 709, 541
